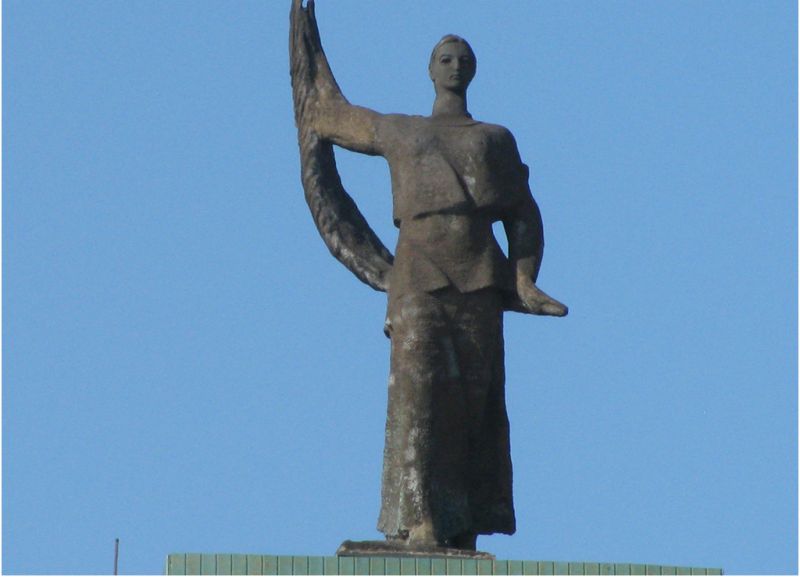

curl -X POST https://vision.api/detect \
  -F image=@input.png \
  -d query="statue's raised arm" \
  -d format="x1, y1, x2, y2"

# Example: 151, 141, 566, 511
290, 0, 393, 291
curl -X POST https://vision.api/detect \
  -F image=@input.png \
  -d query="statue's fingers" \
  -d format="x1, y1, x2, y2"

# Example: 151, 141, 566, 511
542, 302, 568, 317
536, 290, 568, 317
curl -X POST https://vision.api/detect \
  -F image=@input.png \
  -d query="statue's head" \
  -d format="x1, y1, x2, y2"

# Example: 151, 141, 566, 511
429, 35, 476, 92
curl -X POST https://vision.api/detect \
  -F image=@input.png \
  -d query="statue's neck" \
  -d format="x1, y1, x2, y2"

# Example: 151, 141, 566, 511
431, 90, 470, 119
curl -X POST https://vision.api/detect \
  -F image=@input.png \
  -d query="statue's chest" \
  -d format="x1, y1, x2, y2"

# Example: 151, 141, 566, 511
387, 120, 513, 220
407, 124, 492, 174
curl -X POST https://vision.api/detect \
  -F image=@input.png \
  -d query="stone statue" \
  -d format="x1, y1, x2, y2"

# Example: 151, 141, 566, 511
290, 0, 567, 555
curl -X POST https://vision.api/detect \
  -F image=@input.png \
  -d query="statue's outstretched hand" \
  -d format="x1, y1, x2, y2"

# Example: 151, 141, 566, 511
290, 0, 319, 83
291, 0, 321, 53
291, 0, 346, 128
516, 278, 568, 317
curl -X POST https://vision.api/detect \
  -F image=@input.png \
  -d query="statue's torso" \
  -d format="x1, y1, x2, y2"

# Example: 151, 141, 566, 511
380, 116, 524, 225
379, 116, 525, 297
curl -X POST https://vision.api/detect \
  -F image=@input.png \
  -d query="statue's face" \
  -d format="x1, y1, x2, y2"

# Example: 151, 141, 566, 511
429, 41, 475, 92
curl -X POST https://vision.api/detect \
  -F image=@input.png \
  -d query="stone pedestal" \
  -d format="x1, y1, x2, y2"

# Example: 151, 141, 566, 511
336, 540, 494, 560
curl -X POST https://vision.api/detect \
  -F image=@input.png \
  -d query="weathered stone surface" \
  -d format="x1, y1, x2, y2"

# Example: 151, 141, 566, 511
290, 0, 568, 551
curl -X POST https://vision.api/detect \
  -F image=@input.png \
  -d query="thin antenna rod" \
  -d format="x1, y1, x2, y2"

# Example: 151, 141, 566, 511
114, 538, 120, 575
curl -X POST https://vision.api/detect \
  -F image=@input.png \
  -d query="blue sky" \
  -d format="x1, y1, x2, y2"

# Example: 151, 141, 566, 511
4, 1, 797, 574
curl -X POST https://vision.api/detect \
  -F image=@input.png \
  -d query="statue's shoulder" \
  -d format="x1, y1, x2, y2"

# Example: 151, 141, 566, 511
475, 121, 517, 144
472, 121, 526, 168
382, 113, 426, 128
377, 113, 427, 141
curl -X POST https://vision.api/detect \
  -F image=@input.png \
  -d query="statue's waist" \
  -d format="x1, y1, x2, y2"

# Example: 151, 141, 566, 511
391, 216, 512, 295
399, 211, 496, 257
391, 182, 515, 225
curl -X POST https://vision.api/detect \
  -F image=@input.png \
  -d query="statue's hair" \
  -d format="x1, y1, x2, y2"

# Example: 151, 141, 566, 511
428, 34, 476, 72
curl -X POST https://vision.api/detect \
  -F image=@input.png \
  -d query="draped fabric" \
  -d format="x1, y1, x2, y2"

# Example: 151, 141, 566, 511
379, 287, 515, 542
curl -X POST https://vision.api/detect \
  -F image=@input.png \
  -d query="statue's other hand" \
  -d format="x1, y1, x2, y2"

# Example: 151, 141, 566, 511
517, 280, 568, 317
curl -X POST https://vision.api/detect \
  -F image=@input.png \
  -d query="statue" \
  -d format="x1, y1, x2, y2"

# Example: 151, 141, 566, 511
290, 0, 567, 555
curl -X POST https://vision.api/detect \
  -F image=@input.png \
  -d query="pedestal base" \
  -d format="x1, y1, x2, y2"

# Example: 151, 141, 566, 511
336, 539, 494, 560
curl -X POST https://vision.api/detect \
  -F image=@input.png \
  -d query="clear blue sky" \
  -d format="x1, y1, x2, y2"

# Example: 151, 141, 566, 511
4, 1, 797, 574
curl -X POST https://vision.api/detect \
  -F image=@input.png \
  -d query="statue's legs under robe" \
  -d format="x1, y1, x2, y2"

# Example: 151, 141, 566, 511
378, 287, 516, 547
